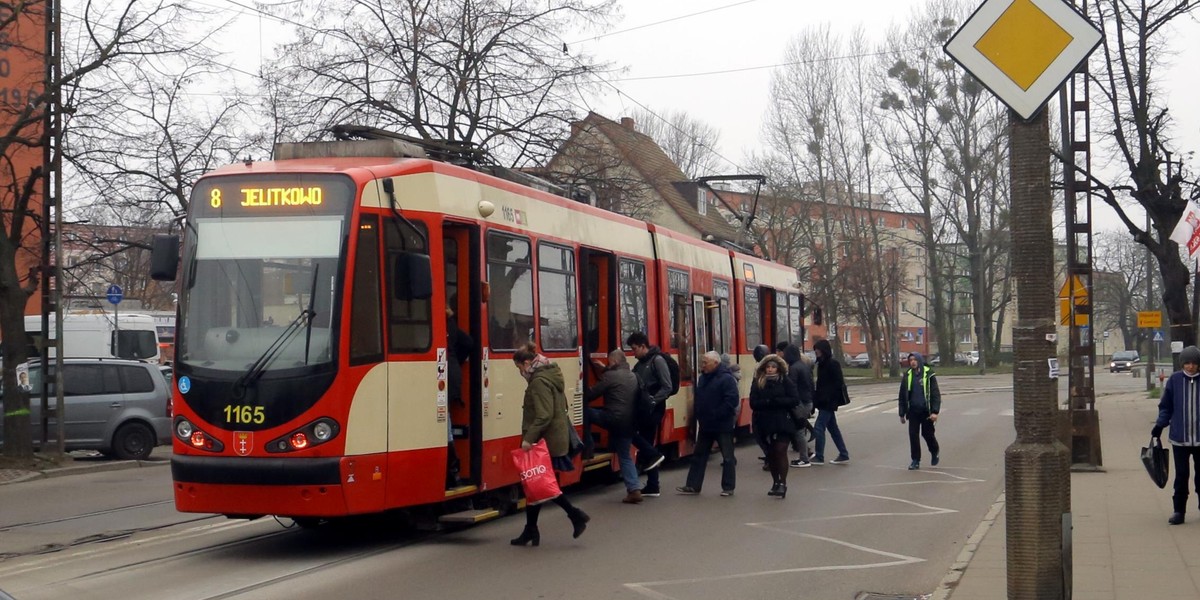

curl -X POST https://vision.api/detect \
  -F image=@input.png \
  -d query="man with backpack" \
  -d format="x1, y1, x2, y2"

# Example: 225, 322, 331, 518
626, 332, 676, 497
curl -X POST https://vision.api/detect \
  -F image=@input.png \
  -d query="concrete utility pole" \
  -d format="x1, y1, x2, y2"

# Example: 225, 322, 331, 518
1007, 108, 1070, 599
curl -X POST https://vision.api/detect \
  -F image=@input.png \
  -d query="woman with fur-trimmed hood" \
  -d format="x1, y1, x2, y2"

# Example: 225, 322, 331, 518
749, 354, 800, 498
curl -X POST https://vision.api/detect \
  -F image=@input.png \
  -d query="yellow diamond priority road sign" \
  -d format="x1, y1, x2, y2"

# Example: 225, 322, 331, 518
944, 0, 1102, 121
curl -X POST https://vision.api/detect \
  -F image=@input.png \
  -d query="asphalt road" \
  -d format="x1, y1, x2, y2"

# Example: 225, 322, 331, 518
0, 371, 1149, 600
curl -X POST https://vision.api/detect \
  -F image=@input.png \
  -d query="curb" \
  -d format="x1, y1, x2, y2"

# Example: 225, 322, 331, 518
932, 492, 1006, 600
0, 457, 170, 486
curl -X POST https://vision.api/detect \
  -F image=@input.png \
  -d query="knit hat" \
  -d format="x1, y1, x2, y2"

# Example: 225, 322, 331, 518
1182, 345, 1200, 367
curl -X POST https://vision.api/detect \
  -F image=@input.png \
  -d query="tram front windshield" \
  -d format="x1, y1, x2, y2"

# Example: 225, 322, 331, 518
179, 175, 353, 374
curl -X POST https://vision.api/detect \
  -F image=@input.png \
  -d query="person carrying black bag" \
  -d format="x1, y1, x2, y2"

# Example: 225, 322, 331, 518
811, 339, 850, 465
1152, 345, 1200, 525
626, 332, 669, 497
781, 344, 814, 468
749, 354, 800, 497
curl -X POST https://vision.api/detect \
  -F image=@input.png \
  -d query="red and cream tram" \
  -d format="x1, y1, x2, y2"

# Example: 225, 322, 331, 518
150, 138, 806, 523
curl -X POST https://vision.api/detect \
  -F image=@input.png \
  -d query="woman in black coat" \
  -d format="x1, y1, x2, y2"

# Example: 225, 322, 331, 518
749, 354, 800, 498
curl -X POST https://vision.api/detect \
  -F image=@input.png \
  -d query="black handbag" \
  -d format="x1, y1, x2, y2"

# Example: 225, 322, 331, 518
1141, 436, 1169, 489
838, 382, 851, 406
564, 409, 585, 458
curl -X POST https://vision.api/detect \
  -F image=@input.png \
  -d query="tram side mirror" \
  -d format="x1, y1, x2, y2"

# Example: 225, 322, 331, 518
393, 252, 433, 301
149, 234, 180, 281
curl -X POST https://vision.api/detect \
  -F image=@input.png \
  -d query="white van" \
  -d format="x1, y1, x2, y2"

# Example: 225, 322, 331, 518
22, 312, 161, 364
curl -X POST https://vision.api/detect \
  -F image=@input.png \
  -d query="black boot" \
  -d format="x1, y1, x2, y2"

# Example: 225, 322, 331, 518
568, 509, 590, 539
510, 525, 540, 546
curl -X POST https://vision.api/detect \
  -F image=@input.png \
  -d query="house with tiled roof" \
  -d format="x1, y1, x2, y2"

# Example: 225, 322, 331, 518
545, 112, 742, 246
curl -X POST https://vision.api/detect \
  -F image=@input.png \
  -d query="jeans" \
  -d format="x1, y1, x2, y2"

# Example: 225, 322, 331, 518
584, 407, 639, 492
685, 430, 736, 492
632, 433, 660, 489
813, 409, 848, 461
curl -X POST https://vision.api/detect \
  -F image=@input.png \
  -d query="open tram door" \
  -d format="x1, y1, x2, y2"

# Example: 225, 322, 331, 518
443, 222, 483, 491
579, 247, 618, 458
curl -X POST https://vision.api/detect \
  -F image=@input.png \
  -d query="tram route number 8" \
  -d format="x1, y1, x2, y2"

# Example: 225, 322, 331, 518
224, 404, 266, 425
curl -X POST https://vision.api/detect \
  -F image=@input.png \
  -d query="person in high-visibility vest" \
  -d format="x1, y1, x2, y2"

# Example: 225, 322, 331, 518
898, 353, 941, 470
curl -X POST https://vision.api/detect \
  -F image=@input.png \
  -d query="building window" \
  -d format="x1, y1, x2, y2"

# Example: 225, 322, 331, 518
843, 328, 851, 344
901, 301, 908, 313
915, 275, 924, 289
697, 188, 707, 216
859, 329, 866, 344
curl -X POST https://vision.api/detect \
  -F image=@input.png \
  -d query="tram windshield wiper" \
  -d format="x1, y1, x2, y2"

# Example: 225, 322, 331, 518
232, 265, 319, 396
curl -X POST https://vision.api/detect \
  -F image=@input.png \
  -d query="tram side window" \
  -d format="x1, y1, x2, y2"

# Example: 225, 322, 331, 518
385, 219, 431, 352
713, 279, 731, 355
488, 232, 534, 350
744, 285, 762, 351
350, 215, 383, 363
617, 259, 647, 348
674, 295, 693, 381
775, 290, 789, 347
666, 269, 689, 348
538, 243, 577, 351
788, 293, 802, 346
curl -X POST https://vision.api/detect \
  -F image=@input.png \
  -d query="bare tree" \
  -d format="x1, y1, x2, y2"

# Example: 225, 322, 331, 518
630, 107, 722, 179
878, 2, 956, 365
1082, 0, 1200, 347
757, 25, 853, 360
261, 0, 616, 167
1092, 231, 1150, 353
1, 0, 216, 459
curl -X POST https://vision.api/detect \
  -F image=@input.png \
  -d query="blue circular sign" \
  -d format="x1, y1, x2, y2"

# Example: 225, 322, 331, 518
106, 284, 123, 305
178, 376, 191, 394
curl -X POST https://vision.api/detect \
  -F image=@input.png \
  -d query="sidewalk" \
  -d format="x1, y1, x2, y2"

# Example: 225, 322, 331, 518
936, 388, 1200, 599
0, 447, 170, 485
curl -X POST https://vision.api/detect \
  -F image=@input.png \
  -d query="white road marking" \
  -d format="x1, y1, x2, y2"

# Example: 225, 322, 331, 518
624, 467, 983, 599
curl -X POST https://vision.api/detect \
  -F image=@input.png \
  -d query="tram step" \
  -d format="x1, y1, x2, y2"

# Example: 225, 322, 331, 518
583, 452, 614, 471
438, 508, 502, 524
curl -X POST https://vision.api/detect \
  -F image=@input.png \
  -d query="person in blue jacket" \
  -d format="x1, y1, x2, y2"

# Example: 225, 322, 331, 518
1153, 345, 1200, 525
676, 351, 740, 496
898, 352, 941, 470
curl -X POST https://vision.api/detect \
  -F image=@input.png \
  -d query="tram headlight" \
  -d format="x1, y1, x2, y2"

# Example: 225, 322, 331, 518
313, 421, 333, 441
176, 419, 193, 439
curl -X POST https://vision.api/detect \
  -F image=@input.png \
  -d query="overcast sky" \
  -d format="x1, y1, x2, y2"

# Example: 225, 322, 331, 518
575, 1, 1199, 216
225, 0, 1198, 231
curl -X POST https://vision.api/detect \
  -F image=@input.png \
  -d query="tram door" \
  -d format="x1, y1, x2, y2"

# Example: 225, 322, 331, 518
443, 223, 482, 487
580, 248, 617, 450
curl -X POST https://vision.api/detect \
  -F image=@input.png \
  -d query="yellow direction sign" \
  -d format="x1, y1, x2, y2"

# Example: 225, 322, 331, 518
1057, 274, 1088, 301
944, 0, 1102, 121
1138, 311, 1162, 329
1059, 298, 1088, 326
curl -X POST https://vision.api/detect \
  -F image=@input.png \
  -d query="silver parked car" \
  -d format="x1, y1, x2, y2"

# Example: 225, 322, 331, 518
1, 358, 172, 460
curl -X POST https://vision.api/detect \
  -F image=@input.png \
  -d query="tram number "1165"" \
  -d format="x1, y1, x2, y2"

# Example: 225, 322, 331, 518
224, 405, 266, 425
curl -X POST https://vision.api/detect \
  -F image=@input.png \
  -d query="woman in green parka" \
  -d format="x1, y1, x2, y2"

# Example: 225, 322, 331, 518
509, 342, 591, 546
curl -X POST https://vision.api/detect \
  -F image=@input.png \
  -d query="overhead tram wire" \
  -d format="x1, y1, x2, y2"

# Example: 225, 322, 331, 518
566, 0, 764, 45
